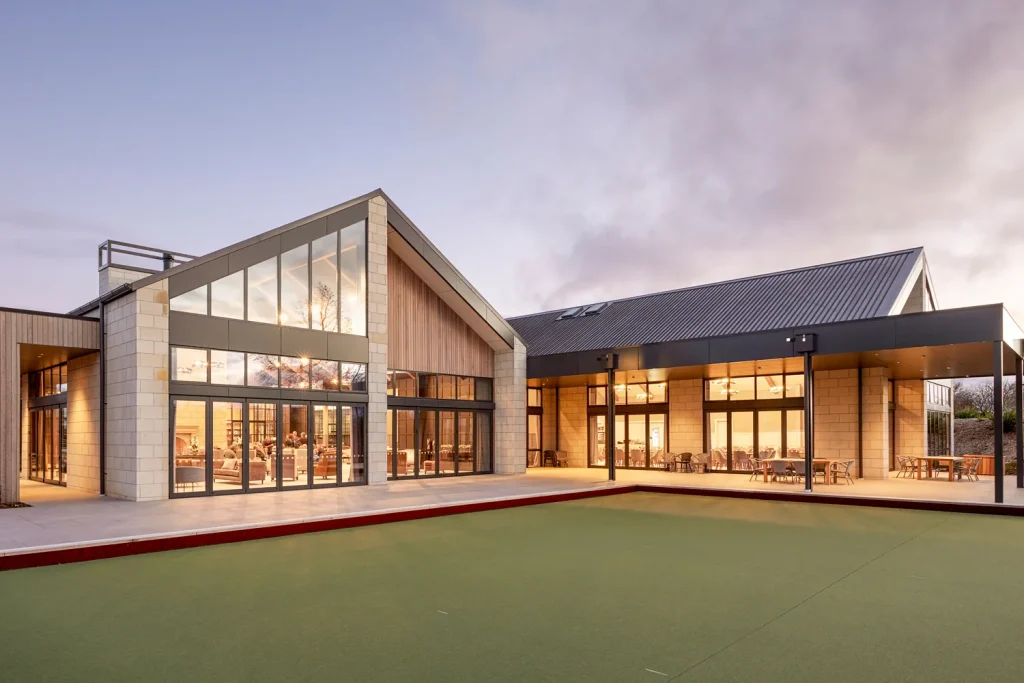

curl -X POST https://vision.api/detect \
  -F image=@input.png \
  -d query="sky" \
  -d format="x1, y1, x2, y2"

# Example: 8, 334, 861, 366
2, 0, 1023, 322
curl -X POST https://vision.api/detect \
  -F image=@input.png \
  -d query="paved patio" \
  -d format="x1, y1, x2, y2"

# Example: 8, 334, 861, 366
4, 467, 1023, 562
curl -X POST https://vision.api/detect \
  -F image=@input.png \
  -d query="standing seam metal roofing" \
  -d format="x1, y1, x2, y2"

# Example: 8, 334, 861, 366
507, 248, 922, 356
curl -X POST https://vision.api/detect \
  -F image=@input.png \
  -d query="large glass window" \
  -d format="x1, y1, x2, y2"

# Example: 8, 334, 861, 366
476, 412, 492, 473
627, 414, 646, 467
311, 232, 339, 332
172, 347, 208, 382
758, 411, 782, 460
458, 412, 474, 473
248, 403, 277, 489
627, 384, 648, 405
647, 382, 667, 404
282, 404, 309, 487
589, 414, 606, 466
393, 371, 417, 397
280, 356, 309, 389
707, 412, 728, 470
528, 413, 541, 467
418, 411, 437, 476
613, 415, 625, 467
210, 272, 244, 320
458, 377, 474, 401
247, 257, 278, 324
338, 221, 366, 335
280, 245, 309, 328
211, 401, 244, 493
527, 388, 541, 407
786, 410, 805, 457
210, 350, 245, 385
340, 363, 367, 392
342, 405, 367, 484
247, 354, 280, 387
756, 375, 785, 399
439, 411, 456, 474
312, 404, 337, 484
438, 375, 456, 400
731, 412, 754, 471
588, 386, 607, 406
394, 409, 416, 478
311, 360, 339, 390
173, 400, 207, 494
170, 285, 208, 315
419, 374, 437, 398
28, 364, 68, 398
785, 374, 805, 398
649, 414, 666, 468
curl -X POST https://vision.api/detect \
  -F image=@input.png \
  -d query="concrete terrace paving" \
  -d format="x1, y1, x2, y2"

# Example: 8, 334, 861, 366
4, 467, 1024, 557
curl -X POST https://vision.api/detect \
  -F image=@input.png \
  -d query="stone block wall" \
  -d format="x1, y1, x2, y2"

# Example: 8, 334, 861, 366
67, 352, 101, 493
494, 337, 527, 474
813, 369, 860, 473
668, 379, 703, 454
860, 368, 889, 478
104, 280, 169, 501
895, 379, 927, 462
557, 386, 587, 467
366, 196, 389, 485
99, 266, 150, 296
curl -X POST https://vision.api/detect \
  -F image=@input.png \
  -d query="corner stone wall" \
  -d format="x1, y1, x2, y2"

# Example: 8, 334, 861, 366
668, 379, 703, 454
67, 352, 101, 492
367, 196, 389, 485
104, 280, 169, 501
813, 368, 891, 479
557, 386, 587, 467
494, 337, 527, 474
895, 379, 927, 463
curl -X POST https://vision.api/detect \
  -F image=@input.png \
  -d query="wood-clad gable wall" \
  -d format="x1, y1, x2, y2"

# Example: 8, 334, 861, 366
0, 310, 101, 504
387, 249, 494, 377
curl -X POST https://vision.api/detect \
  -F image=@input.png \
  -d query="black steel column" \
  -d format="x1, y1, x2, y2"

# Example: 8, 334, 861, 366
606, 367, 616, 482
1016, 355, 1023, 489
994, 342, 1004, 504
803, 352, 814, 492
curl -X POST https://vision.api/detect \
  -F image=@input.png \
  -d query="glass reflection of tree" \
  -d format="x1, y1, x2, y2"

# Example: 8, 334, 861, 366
311, 282, 338, 331
250, 354, 280, 387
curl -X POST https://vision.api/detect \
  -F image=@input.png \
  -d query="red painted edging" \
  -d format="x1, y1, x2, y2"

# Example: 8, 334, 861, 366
0, 486, 633, 572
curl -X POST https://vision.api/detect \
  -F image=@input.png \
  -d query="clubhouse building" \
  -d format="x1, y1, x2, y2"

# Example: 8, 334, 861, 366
1, 189, 1022, 506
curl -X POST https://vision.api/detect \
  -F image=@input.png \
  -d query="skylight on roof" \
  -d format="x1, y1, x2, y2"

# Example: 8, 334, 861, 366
557, 307, 582, 320
581, 302, 608, 316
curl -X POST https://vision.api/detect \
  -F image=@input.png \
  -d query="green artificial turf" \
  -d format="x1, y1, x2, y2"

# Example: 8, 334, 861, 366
3, 493, 1024, 682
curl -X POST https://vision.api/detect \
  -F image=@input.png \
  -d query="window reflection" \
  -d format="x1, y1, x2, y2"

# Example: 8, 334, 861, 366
172, 347, 207, 382
756, 375, 785, 399
247, 354, 280, 387
340, 363, 366, 392
173, 399, 207, 493
170, 285, 207, 315
210, 350, 245, 385
311, 232, 339, 332
280, 245, 309, 328
310, 359, 339, 390
626, 383, 647, 405
338, 222, 366, 335
247, 257, 278, 324
476, 413, 492, 472
588, 386, 606, 406
785, 374, 805, 398
210, 272, 243, 320
648, 382, 667, 403
280, 356, 309, 389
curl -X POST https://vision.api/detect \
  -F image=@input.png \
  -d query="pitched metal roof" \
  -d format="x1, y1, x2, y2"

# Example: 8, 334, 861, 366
508, 248, 923, 357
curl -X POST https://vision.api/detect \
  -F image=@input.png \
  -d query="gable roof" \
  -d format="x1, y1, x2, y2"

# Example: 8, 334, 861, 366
508, 248, 924, 357
73, 189, 519, 348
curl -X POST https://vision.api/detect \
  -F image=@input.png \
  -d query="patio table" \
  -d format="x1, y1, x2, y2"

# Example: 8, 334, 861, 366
914, 455, 964, 481
761, 457, 837, 485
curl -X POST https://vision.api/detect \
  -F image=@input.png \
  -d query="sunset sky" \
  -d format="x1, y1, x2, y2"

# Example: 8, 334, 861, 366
2, 1, 1023, 322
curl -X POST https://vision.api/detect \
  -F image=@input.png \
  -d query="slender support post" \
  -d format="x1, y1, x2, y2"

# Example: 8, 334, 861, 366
1016, 355, 1023, 489
606, 367, 616, 482
857, 367, 864, 479
994, 342, 1004, 504
803, 352, 814, 492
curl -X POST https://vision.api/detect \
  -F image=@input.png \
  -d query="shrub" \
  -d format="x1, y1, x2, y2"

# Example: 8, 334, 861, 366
1004, 409, 1018, 434
955, 407, 984, 419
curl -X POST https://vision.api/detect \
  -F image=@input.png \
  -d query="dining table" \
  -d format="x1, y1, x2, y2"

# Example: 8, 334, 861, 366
761, 457, 837, 485
914, 455, 964, 481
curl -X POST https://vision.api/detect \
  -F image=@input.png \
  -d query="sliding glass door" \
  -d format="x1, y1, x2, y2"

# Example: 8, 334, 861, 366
29, 406, 67, 486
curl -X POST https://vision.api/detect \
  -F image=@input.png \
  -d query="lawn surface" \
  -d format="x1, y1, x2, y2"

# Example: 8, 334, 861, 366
3, 492, 1024, 682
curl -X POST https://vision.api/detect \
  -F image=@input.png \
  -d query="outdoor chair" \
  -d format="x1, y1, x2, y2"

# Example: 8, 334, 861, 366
733, 451, 751, 471
711, 450, 727, 470
678, 453, 693, 473
791, 461, 807, 485
748, 455, 763, 481
832, 460, 855, 485
895, 455, 918, 478
690, 453, 709, 473
958, 456, 981, 482
770, 460, 790, 483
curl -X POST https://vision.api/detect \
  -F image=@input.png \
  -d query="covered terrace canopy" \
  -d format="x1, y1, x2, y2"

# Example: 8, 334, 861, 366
523, 304, 1024, 503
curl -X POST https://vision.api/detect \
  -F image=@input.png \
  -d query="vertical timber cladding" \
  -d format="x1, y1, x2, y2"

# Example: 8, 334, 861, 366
0, 310, 101, 504
386, 248, 495, 377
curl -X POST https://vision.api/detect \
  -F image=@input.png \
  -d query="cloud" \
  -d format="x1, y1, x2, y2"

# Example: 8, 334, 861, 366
432, 0, 1024, 320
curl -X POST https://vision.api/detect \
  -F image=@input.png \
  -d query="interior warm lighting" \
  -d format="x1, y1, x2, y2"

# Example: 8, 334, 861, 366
299, 357, 309, 365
